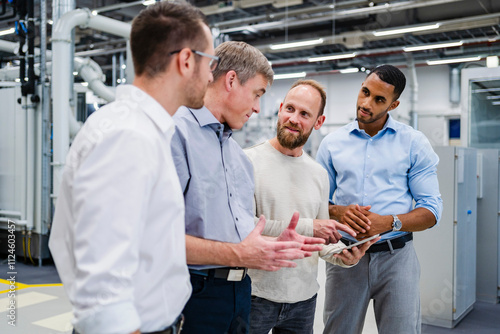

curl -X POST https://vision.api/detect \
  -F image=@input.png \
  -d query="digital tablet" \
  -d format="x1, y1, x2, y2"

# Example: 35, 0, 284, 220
321, 234, 380, 257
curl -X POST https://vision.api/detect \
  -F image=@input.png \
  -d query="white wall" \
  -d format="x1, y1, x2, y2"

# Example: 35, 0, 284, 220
257, 65, 458, 148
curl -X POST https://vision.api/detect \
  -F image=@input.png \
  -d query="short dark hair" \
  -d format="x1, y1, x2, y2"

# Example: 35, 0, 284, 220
130, 1, 208, 77
289, 79, 327, 116
367, 65, 406, 100
212, 41, 274, 86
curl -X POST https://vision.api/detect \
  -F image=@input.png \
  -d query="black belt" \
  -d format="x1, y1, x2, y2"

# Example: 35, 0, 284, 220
189, 267, 248, 281
341, 233, 413, 253
143, 314, 184, 334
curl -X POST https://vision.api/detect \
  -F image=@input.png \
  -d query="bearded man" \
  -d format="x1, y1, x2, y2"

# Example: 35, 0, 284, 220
244, 79, 378, 334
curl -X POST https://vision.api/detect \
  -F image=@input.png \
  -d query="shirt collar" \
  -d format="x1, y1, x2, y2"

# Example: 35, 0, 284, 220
187, 106, 233, 142
116, 85, 175, 134
349, 113, 397, 136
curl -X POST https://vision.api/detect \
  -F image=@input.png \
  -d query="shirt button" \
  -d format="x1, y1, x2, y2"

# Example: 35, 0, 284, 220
367, 155, 370, 158
230, 193, 232, 197
236, 217, 239, 221
369, 139, 373, 142
366, 175, 369, 178
364, 193, 368, 197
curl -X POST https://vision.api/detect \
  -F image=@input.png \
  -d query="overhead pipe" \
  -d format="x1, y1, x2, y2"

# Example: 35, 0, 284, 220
51, 8, 130, 200
0, 39, 115, 102
268, 34, 500, 68
218, 0, 463, 33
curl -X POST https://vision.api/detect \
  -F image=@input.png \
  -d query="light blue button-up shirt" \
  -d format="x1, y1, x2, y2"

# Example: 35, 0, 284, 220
171, 106, 255, 269
316, 114, 443, 242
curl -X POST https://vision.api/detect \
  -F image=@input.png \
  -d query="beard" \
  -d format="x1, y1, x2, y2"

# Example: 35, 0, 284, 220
184, 64, 208, 109
276, 119, 313, 150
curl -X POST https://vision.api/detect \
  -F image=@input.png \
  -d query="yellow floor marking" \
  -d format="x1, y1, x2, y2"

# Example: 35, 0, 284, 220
0, 279, 62, 294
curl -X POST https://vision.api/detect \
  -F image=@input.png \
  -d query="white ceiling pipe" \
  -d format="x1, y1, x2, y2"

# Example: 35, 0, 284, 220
0, 39, 115, 103
51, 8, 131, 198
74, 57, 115, 102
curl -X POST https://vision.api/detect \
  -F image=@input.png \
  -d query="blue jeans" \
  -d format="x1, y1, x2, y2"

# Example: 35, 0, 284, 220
181, 272, 251, 334
249, 294, 317, 334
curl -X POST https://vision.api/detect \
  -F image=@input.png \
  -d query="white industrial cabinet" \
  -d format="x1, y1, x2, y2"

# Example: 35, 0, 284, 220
476, 149, 500, 303
414, 146, 477, 328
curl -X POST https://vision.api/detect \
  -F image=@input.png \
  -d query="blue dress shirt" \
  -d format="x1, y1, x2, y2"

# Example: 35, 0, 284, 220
316, 114, 443, 242
171, 106, 255, 269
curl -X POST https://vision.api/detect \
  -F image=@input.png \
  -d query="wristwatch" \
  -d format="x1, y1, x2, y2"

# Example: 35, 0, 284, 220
391, 214, 402, 231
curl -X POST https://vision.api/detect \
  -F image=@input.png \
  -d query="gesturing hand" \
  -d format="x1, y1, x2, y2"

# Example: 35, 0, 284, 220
277, 211, 325, 254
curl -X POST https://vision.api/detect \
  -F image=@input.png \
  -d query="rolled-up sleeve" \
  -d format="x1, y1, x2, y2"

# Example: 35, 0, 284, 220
408, 133, 443, 224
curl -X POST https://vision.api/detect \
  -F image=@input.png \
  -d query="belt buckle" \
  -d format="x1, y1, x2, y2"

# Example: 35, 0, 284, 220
227, 267, 247, 281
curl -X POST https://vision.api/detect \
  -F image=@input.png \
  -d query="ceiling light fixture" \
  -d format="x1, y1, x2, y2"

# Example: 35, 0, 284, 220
426, 56, 481, 65
486, 56, 499, 68
143, 0, 156, 6
403, 41, 463, 52
373, 23, 440, 37
339, 68, 360, 74
0, 28, 15, 37
308, 53, 356, 62
270, 38, 324, 50
274, 72, 307, 80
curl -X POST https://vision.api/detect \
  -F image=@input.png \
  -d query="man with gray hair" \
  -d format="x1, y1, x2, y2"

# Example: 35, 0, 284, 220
171, 42, 324, 334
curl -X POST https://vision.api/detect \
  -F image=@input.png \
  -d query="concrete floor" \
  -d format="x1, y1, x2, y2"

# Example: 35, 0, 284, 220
1, 259, 499, 334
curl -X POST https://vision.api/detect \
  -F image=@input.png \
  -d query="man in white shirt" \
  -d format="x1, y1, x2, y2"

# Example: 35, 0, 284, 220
48, 2, 216, 334
245, 80, 379, 333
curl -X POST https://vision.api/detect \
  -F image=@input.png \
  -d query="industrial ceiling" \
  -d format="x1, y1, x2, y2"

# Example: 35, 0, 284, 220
0, 0, 499, 84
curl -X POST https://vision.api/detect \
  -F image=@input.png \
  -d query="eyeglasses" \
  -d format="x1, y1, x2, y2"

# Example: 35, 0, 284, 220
169, 49, 219, 72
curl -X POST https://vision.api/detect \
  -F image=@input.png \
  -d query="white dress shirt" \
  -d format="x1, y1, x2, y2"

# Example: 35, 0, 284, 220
49, 85, 191, 334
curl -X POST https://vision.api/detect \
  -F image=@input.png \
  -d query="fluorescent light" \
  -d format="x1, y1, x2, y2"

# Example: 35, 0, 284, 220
403, 41, 463, 52
308, 53, 356, 62
339, 68, 360, 74
0, 28, 15, 36
373, 23, 440, 37
486, 95, 500, 100
270, 38, 323, 50
274, 72, 306, 80
81, 82, 89, 87
143, 0, 156, 6
492, 101, 500, 106
426, 56, 481, 65
486, 56, 499, 68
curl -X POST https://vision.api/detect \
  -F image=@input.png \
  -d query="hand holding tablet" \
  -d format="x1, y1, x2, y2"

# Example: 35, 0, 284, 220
321, 233, 381, 257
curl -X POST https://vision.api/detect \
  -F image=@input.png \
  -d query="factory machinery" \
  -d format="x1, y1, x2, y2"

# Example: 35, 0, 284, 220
0, 0, 131, 264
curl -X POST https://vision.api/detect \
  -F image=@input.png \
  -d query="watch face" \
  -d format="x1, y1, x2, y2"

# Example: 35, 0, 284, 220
393, 215, 402, 230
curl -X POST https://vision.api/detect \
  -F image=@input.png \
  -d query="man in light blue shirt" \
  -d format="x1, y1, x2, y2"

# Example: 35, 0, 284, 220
171, 41, 324, 334
316, 64, 443, 334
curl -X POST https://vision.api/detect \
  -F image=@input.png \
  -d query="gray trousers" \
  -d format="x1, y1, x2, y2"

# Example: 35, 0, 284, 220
323, 241, 421, 334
